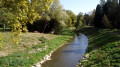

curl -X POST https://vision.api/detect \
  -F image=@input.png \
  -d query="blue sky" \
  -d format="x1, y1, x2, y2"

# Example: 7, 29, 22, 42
60, 0, 100, 15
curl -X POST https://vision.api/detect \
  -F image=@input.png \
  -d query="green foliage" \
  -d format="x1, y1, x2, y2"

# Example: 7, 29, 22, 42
61, 28, 74, 35
102, 14, 112, 28
94, 0, 120, 29
53, 21, 64, 34
49, 0, 70, 34
78, 27, 120, 67
0, 34, 2, 48
100, 0, 105, 6
77, 10, 95, 28
0, 0, 54, 44
27, 0, 70, 34
84, 14, 90, 25
89, 9, 96, 26
39, 36, 47, 43
80, 41, 120, 67
94, 4, 104, 28
75, 12, 84, 29
66, 10, 77, 27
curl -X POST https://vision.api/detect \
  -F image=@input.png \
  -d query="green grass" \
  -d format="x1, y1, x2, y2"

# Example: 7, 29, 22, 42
38, 36, 48, 43
0, 32, 59, 57
0, 33, 73, 67
78, 26, 120, 67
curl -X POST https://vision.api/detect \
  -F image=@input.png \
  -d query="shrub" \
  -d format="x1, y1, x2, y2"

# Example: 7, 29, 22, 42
38, 36, 47, 43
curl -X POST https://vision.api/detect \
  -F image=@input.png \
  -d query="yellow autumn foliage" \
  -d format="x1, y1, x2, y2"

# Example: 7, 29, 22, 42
0, 0, 54, 44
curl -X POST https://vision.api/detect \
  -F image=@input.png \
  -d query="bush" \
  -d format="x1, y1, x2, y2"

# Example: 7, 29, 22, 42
61, 28, 73, 35
38, 36, 47, 43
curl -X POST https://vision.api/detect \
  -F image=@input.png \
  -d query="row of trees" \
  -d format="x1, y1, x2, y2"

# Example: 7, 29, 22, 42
1, 0, 96, 34
27, 0, 77, 34
94, 0, 120, 29
75, 10, 96, 29
0, 0, 79, 44
0, 0, 99, 35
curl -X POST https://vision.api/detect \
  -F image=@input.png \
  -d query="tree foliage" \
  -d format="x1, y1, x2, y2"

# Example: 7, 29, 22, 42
27, 0, 69, 34
88, 10, 96, 26
50, 0, 69, 34
94, 4, 104, 28
93, 0, 120, 29
100, 0, 105, 6
0, 0, 54, 44
75, 12, 84, 29
66, 10, 77, 27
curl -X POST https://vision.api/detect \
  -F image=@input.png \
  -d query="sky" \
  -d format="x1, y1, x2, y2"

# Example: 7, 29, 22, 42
60, 0, 100, 15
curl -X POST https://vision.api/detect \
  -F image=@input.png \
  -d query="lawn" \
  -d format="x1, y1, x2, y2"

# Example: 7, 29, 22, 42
0, 30, 73, 67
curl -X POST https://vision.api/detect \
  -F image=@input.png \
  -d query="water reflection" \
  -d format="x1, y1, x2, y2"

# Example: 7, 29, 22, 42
42, 33, 88, 67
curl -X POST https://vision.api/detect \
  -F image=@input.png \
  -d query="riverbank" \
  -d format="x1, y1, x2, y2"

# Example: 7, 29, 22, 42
77, 26, 120, 67
0, 32, 73, 67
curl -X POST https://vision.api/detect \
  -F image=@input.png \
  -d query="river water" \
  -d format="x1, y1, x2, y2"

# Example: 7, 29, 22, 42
42, 33, 88, 67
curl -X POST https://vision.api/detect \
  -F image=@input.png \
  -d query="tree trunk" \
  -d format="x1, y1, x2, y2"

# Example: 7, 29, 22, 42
3, 15, 5, 32
42, 20, 47, 33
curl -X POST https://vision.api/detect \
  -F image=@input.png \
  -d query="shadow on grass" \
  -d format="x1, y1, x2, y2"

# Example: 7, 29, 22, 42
76, 26, 120, 53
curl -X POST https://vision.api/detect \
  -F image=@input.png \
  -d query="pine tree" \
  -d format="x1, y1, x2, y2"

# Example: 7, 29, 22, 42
107, 0, 112, 3
94, 4, 104, 28
100, 0, 105, 6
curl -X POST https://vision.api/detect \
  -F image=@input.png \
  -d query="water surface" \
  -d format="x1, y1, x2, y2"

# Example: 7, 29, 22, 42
42, 33, 88, 67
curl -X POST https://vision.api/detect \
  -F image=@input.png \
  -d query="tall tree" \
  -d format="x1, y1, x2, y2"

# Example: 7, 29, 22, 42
94, 4, 104, 28
27, 0, 69, 34
107, 0, 112, 3
66, 10, 77, 27
50, 0, 69, 34
75, 12, 84, 29
100, 0, 105, 6
1, 0, 53, 44
89, 9, 96, 26
84, 14, 90, 25
0, 8, 6, 31
102, 14, 112, 28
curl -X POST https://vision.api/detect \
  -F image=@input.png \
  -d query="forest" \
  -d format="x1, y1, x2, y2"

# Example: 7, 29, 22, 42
0, 0, 120, 67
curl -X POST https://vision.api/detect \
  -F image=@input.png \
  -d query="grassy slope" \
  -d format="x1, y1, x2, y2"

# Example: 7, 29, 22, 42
0, 32, 73, 67
78, 26, 120, 67
0, 32, 58, 57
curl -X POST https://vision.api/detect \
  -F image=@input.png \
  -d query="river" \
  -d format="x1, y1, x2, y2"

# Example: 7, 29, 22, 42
41, 33, 88, 67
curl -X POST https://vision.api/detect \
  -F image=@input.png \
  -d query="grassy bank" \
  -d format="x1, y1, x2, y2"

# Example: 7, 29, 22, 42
78, 26, 120, 67
0, 31, 73, 67
0, 32, 58, 57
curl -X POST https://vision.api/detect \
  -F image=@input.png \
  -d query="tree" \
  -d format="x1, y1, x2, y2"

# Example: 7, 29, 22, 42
42, 12, 51, 33
114, 1, 120, 28
94, 0, 120, 29
84, 14, 89, 25
1, 0, 53, 44
102, 14, 112, 28
107, 0, 112, 3
119, 0, 120, 5
89, 9, 96, 26
49, 0, 69, 34
50, 0, 68, 22
0, 8, 6, 31
75, 12, 84, 29
94, 4, 104, 28
27, 0, 69, 34
66, 10, 77, 27
100, 0, 105, 6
